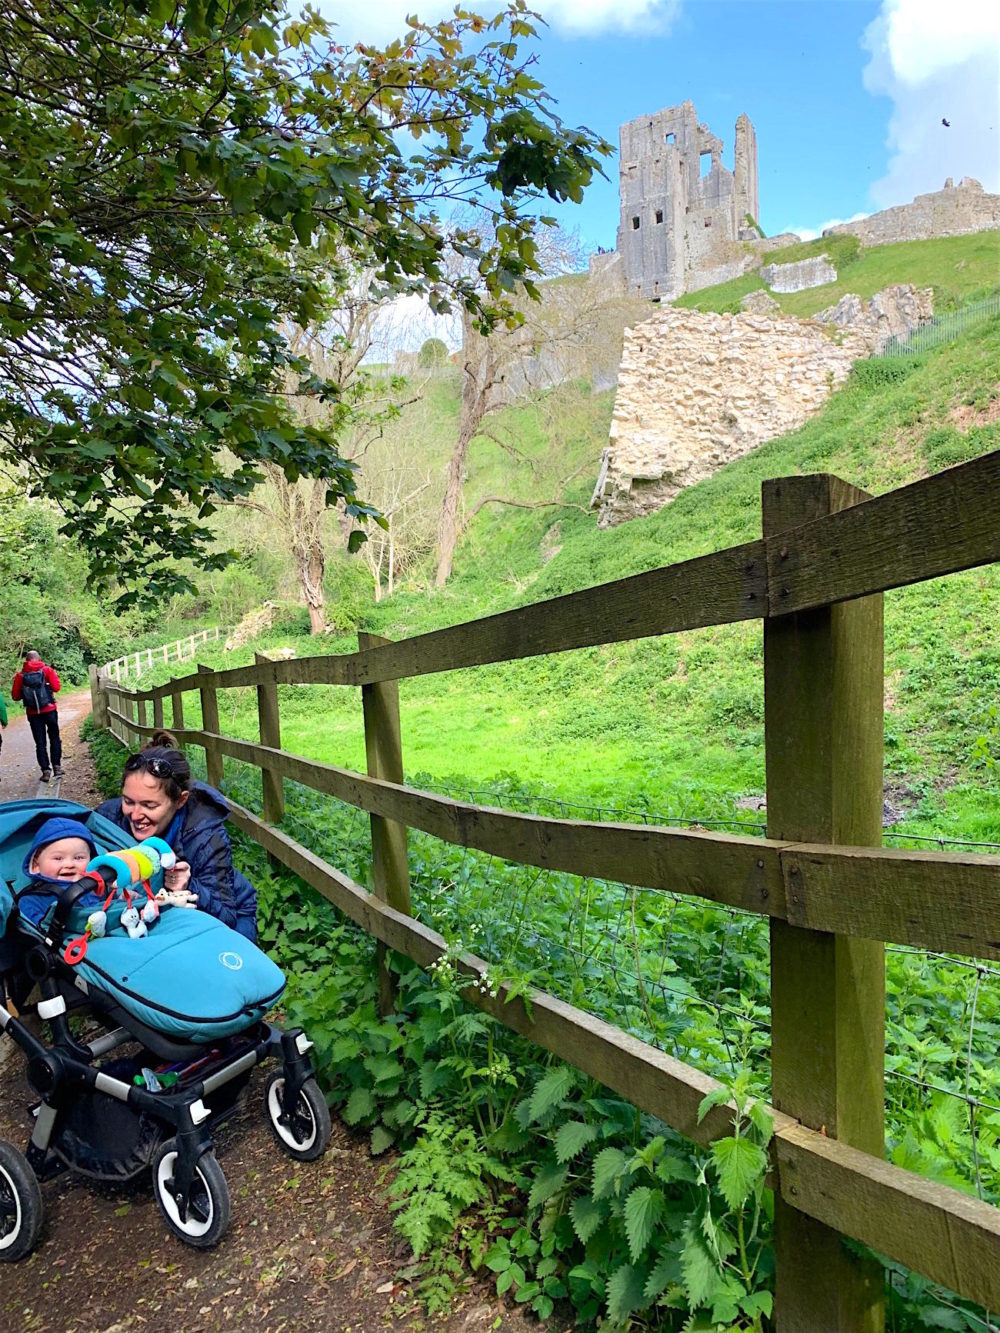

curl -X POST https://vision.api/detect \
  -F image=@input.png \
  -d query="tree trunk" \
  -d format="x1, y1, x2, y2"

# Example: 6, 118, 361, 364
435, 424, 473, 586
297, 535, 326, 633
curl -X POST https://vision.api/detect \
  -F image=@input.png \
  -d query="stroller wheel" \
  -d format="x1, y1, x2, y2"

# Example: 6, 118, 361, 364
151, 1140, 230, 1249
265, 1073, 332, 1162
0, 1140, 44, 1262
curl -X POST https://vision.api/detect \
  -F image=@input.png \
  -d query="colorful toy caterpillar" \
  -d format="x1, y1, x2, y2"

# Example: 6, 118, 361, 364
62, 837, 178, 964
85, 836, 177, 897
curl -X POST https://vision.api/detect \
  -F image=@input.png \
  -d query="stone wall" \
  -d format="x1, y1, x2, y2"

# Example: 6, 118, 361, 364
596, 309, 868, 524
760, 255, 837, 293
824, 178, 1000, 246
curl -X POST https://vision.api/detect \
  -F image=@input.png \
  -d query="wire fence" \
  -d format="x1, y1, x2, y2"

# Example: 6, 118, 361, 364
875, 293, 1000, 358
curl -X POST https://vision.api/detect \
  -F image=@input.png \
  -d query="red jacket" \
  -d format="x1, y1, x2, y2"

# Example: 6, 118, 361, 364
12, 660, 60, 715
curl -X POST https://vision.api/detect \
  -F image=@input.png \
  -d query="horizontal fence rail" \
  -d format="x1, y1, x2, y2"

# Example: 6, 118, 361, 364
101, 708, 1000, 963
95, 455, 1000, 1328
123, 451, 1000, 697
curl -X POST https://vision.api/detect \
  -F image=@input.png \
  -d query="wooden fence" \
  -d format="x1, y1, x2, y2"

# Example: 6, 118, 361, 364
91, 455, 1000, 1330
98, 626, 228, 683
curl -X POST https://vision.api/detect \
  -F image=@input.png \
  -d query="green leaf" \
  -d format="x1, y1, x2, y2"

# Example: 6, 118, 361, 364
741, 1290, 774, 1318
526, 1064, 577, 1123
591, 1146, 627, 1200
370, 1124, 394, 1154
527, 1161, 568, 1211
605, 1262, 648, 1325
711, 1135, 768, 1211
342, 1085, 375, 1125
624, 1186, 666, 1262
697, 1085, 732, 1124
569, 1194, 607, 1244
680, 1221, 725, 1308
554, 1119, 598, 1163
643, 1244, 681, 1300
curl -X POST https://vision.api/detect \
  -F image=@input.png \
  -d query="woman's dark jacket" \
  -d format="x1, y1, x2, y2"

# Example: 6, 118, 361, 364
96, 780, 257, 941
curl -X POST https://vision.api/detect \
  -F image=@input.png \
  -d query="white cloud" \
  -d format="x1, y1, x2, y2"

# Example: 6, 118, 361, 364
314, 0, 680, 45
782, 212, 871, 243
862, 0, 1000, 208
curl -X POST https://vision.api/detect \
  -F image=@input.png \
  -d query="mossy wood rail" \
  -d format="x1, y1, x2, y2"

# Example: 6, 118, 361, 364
95, 452, 1000, 1329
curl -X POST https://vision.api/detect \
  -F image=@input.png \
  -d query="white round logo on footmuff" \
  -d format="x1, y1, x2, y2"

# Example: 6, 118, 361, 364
219, 951, 244, 970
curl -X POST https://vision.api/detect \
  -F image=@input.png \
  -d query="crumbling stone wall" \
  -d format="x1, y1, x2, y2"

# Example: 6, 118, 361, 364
596, 285, 933, 525
760, 255, 837, 293
824, 178, 1000, 246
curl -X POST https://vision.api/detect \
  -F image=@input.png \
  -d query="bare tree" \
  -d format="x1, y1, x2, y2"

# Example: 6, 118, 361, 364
434, 223, 643, 586
234, 277, 411, 630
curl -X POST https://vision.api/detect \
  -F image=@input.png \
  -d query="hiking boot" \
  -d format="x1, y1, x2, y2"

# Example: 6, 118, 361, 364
53, 765, 64, 777
40, 769, 51, 782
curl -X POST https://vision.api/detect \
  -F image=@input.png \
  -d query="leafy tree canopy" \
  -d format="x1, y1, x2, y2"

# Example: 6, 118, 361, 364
0, 0, 608, 604
418, 337, 450, 368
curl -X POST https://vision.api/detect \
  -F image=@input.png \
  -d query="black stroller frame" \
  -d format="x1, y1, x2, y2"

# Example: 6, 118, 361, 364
0, 879, 331, 1258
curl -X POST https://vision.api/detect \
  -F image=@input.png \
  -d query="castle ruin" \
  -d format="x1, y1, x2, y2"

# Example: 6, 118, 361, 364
616, 101, 760, 301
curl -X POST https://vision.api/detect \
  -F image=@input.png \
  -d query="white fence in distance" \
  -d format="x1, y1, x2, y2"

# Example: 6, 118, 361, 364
99, 626, 229, 683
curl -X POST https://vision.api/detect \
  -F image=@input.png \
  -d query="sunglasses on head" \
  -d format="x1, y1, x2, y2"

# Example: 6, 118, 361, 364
124, 754, 174, 780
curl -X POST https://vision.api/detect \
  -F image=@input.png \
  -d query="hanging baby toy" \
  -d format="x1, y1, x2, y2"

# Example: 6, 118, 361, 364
62, 836, 178, 965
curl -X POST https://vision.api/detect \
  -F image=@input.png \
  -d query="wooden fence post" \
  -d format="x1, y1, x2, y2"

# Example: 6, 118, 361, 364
152, 693, 164, 731
255, 652, 284, 833
763, 475, 886, 1332
198, 664, 223, 789
88, 665, 108, 730
172, 689, 185, 735
359, 632, 411, 1016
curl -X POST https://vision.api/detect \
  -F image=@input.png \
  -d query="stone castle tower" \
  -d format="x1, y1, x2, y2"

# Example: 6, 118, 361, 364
617, 101, 759, 300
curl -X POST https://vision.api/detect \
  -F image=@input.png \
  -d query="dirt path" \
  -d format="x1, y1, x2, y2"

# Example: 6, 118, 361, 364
1, 689, 101, 806
1, 693, 545, 1333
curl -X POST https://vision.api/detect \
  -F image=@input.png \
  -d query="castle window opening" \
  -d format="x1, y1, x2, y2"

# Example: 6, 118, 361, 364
700, 150, 712, 177
655, 209, 663, 224
632, 216, 640, 230
665, 133, 675, 144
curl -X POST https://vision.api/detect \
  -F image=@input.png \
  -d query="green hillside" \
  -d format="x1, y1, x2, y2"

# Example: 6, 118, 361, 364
163, 288, 1000, 847
674, 230, 1000, 316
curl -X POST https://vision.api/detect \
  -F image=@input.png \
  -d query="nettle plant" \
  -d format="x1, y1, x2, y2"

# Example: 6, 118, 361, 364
481, 1066, 774, 1330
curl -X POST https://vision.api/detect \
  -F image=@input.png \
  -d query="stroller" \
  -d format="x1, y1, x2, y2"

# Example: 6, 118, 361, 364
0, 799, 331, 1258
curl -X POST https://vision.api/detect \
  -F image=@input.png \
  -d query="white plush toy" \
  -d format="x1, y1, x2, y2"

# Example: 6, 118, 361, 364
120, 905, 148, 939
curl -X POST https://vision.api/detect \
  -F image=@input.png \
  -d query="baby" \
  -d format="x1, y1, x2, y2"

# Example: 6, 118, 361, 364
18, 817, 196, 928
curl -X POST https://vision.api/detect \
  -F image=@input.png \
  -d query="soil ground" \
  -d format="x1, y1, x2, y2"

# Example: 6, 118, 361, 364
0, 694, 548, 1333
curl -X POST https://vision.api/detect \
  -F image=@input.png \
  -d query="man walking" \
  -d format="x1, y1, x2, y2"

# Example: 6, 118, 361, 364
12, 651, 62, 781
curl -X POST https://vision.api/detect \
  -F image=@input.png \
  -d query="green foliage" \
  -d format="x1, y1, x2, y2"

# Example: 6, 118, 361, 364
1, 0, 609, 604
418, 338, 450, 368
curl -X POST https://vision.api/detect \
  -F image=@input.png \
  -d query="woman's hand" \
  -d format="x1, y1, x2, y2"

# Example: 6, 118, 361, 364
163, 860, 191, 894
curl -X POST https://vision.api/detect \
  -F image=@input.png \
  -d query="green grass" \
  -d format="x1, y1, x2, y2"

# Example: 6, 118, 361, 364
674, 230, 1000, 316
143, 313, 1000, 844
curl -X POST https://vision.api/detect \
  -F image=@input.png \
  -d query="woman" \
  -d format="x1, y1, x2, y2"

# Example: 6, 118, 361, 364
96, 730, 258, 941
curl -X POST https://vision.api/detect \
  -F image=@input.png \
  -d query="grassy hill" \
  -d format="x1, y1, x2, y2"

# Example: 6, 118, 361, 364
152, 246, 1000, 848
674, 230, 1000, 316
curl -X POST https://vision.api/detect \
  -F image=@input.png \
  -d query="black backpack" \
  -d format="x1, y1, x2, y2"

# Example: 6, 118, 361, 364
20, 667, 54, 712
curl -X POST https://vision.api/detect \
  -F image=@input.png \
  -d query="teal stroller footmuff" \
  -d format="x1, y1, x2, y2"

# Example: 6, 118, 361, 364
75, 908, 285, 1041
0, 798, 284, 1041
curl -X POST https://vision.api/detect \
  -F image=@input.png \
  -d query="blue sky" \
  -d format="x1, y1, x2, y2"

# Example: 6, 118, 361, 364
324, 0, 1000, 252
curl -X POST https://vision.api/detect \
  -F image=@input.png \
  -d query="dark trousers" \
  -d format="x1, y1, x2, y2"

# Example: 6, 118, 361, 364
28, 710, 61, 772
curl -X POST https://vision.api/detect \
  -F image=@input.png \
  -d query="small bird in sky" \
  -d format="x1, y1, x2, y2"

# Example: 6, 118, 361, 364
941, 117, 951, 127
